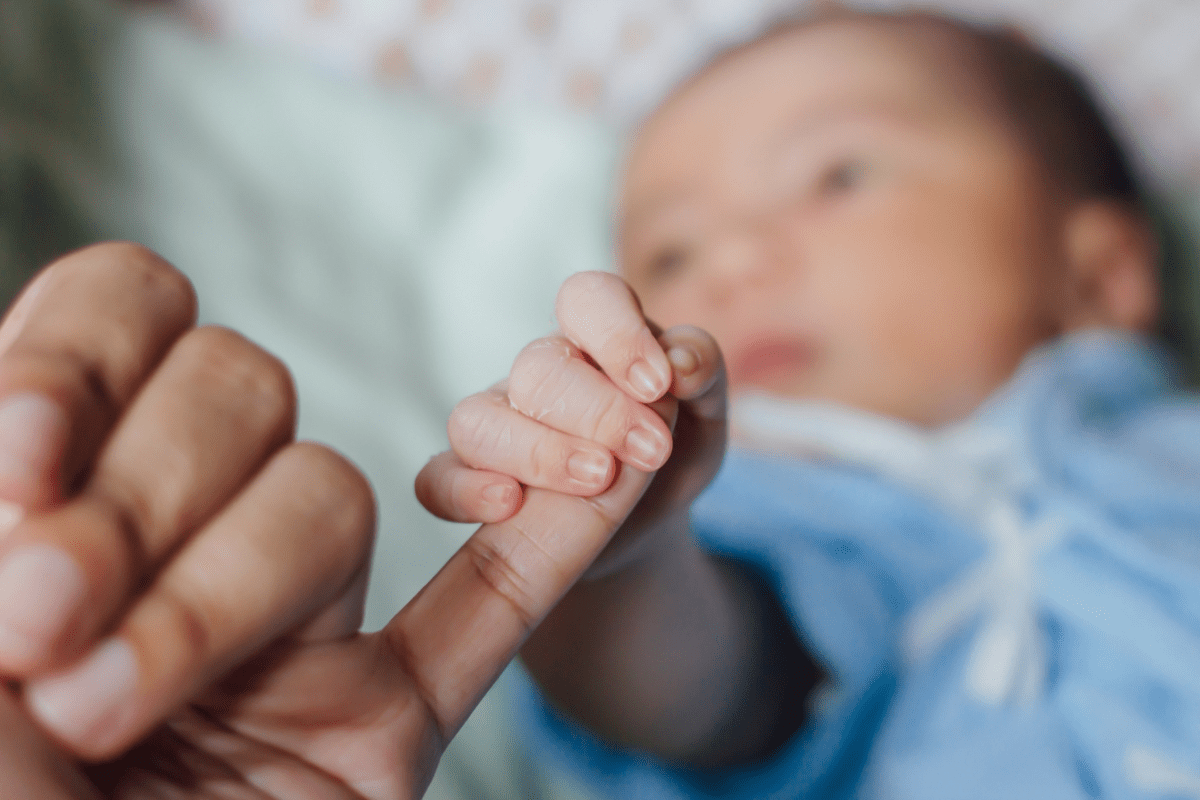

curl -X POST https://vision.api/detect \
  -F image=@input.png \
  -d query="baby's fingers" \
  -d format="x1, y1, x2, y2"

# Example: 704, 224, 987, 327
661, 325, 726, 420
507, 339, 673, 472
415, 451, 523, 524
555, 272, 671, 403
447, 388, 618, 497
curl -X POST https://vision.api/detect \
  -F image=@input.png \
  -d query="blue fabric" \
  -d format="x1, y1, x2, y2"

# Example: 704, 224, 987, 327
517, 333, 1200, 799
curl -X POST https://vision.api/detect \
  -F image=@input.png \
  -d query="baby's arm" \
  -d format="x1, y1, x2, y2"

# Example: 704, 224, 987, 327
417, 272, 819, 767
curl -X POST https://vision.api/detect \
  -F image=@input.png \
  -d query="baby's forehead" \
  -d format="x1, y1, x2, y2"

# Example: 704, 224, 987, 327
663, 16, 998, 130
624, 16, 1009, 184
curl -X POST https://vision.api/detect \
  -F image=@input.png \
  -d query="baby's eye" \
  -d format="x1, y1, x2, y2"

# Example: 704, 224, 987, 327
814, 158, 868, 197
642, 245, 691, 283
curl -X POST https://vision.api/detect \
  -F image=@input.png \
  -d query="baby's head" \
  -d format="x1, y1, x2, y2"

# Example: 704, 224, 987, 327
619, 10, 1160, 426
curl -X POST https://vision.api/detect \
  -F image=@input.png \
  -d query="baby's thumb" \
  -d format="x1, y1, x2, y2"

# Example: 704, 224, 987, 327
647, 325, 728, 510
660, 325, 727, 426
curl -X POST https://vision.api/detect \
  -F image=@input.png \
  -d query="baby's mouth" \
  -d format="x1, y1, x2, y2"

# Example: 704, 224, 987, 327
727, 336, 818, 390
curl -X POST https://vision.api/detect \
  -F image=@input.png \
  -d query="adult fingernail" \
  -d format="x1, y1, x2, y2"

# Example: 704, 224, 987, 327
627, 359, 669, 402
567, 450, 611, 486
667, 346, 699, 377
27, 637, 138, 747
0, 544, 86, 668
626, 426, 670, 470
0, 393, 65, 488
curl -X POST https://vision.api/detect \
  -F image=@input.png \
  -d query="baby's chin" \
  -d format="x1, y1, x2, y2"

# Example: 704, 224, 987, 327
725, 337, 819, 393
728, 377, 994, 431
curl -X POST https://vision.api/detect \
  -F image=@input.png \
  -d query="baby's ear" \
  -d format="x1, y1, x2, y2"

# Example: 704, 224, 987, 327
1059, 199, 1160, 333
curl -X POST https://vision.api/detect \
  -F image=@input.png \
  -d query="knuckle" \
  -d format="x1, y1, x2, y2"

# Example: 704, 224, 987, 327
151, 586, 215, 668
72, 242, 198, 325
525, 433, 563, 485
461, 532, 541, 634
178, 326, 297, 435
508, 347, 573, 416
282, 442, 377, 556
588, 389, 635, 444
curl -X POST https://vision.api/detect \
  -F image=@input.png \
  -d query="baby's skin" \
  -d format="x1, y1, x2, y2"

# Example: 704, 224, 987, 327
417, 12, 1163, 769
417, 270, 819, 765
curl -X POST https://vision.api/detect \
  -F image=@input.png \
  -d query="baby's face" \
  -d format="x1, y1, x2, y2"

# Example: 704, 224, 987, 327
620, 20, 1071, 426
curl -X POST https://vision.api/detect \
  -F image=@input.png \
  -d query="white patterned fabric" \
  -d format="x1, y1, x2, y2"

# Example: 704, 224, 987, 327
179, 0, 1200, 189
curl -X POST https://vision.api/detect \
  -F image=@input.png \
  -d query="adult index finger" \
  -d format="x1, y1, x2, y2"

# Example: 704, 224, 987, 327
555, 271, 672, 404
0, 690, 97, 799
382, 401, 677, 742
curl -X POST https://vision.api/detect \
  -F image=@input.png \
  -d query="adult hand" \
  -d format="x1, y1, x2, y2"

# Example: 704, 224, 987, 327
0, 245, 662, 798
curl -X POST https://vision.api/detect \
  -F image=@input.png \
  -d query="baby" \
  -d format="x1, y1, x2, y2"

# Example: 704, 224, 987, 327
417, 9, 1200, 799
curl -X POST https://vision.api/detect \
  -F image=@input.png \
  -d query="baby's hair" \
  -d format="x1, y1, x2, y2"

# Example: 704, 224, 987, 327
708, 8, 1145, 209
903, 12, 1142, 206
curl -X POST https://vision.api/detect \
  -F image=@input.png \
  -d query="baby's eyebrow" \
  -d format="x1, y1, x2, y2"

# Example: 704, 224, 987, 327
768, 100, 938, 152
619, 191, 695, 238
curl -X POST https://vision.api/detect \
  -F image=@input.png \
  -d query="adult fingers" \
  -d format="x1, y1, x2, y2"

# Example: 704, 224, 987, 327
0, 243, 197, 514
414, 450, 523, 524
506, 337, 672, 472
0, 690, 97, 800
384, 401, 679, 742
554, 271, 671, 403
23, 442, 376, 761
0, 326, 297, 674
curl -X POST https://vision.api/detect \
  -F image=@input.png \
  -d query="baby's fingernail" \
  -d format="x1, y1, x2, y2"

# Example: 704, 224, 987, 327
0, 393, 66, 490
628, 359, 669, 402
567, 450, 611, 487
483, 483, 516, 510
625, 426, 670, 470
0, 543, 86, 669
667, 346, 699, 377
27, 637, 138, 749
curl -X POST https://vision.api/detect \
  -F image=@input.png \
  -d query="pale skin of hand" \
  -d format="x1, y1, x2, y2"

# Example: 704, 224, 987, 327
417, 271, 819, 768
0, 246, 665, 799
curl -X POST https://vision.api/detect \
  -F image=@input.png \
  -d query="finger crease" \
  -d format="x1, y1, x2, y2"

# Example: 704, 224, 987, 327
465, 534, 543, 636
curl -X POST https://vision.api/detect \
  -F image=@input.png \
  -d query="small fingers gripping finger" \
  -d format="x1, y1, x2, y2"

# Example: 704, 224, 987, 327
415, 451, 523, 524
659, 325, 727, 420
555, 272, 672, 403
506, 336, 672, 472
448, 384, 618, 496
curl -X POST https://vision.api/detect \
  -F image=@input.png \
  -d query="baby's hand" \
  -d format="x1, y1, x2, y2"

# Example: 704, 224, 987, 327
417, 271, 726, 563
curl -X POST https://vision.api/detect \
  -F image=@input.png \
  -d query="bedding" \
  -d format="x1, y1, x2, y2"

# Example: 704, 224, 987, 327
0, 2, 1197, 799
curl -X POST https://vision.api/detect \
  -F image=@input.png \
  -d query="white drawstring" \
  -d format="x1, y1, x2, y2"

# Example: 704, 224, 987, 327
733, 390, 1200, 797
903, 503, 1064, 705
733, 393, 1059, 706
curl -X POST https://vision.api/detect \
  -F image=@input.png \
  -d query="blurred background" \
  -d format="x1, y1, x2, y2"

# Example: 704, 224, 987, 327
1, 1, 1198, 799
176, 0, 1200, 184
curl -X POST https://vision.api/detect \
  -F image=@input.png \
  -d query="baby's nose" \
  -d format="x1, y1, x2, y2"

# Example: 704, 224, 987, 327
705, 215, 786, 289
